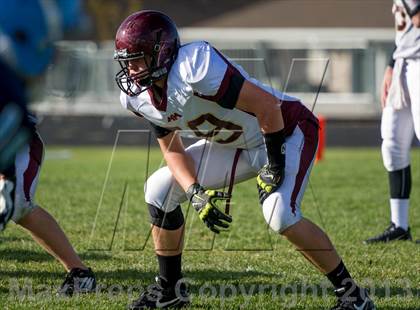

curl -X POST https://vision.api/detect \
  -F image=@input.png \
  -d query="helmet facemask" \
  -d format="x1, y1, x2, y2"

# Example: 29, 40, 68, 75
114, 37, 176, 97
114, 49, 165, 96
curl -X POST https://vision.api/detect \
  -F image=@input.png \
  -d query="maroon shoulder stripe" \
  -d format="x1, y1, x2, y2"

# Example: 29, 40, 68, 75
194, 47, 245, 110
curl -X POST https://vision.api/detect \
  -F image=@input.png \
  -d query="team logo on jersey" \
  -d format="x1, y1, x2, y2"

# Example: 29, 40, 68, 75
187, 113, 243, 144
167, 112, 182, 122
281, 144, 286, 154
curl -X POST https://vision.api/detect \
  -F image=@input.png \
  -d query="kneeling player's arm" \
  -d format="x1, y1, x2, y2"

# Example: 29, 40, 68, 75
235, 80, 286, 169
157, 131, 198, 191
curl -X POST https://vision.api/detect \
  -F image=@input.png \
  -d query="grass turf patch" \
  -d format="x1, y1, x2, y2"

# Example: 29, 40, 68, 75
1, 147, 419, 309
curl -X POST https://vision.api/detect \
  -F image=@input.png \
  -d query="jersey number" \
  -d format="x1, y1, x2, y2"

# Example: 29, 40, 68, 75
187, 113, 243, 144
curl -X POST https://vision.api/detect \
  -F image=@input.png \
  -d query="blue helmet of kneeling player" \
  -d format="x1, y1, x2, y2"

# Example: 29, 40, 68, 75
0, 0, 82, 78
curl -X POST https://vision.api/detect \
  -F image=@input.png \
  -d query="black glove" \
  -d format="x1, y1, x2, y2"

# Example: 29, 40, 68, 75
186, 183, 232, 234
257, 164, 285, 204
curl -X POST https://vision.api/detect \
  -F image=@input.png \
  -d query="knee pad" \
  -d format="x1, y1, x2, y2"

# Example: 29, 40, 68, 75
148, 204, 184, 230
389, 166, 411, 199
11, 194, 38, 223
262, 193, 302, 233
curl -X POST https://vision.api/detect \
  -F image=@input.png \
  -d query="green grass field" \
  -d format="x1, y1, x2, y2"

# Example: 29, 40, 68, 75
1, 147, 419, 309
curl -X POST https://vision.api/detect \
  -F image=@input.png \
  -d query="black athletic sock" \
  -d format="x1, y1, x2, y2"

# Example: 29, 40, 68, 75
157, 253, 182, 287
389, 165, 411, 199
326, 261, 361, 300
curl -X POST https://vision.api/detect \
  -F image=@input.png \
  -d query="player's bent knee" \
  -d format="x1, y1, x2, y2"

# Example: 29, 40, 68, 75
144, 167, 177, 209
262, 193, 302, 233
148, 204, 184, 230
11, 196, 38, 223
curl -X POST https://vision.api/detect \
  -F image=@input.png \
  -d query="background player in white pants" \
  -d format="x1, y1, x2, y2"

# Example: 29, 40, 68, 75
365, 0, 420, 244
114, 11, 375, 310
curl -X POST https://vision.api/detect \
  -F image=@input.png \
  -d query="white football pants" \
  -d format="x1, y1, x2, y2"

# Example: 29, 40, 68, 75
382, 58, 420, 171
12, 132, 44, 222
145, 120, 318, 233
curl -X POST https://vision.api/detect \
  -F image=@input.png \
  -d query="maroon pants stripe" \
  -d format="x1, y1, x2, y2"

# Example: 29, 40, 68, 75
290, 120, 319, 214
225, 148, 243, 214
23, 133, 43, 201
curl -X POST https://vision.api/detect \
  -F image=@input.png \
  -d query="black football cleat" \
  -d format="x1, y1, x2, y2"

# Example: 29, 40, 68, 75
331, 288, 376, 310
128, 276, 190, 309
58, 267, 96, 296
364, 222, 412, 244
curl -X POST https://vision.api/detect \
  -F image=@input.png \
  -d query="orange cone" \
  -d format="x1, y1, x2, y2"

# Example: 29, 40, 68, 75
316, 115, 326, 163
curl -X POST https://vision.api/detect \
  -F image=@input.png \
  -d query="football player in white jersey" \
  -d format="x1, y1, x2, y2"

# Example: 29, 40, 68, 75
365, 0, 420, 244
115, 10, 376, 310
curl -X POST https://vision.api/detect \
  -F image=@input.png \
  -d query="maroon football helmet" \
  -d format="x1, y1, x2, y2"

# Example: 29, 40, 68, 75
114, 10, 180, 96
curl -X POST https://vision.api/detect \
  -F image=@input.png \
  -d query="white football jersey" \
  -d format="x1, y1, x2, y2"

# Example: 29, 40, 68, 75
392, 0, 420, 59
120, 41, 316, 149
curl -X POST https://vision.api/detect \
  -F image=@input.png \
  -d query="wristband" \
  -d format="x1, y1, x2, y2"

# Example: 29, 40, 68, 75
388, 44, 396, 68
263, 129, 286, 169
186, 183, 202, 201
